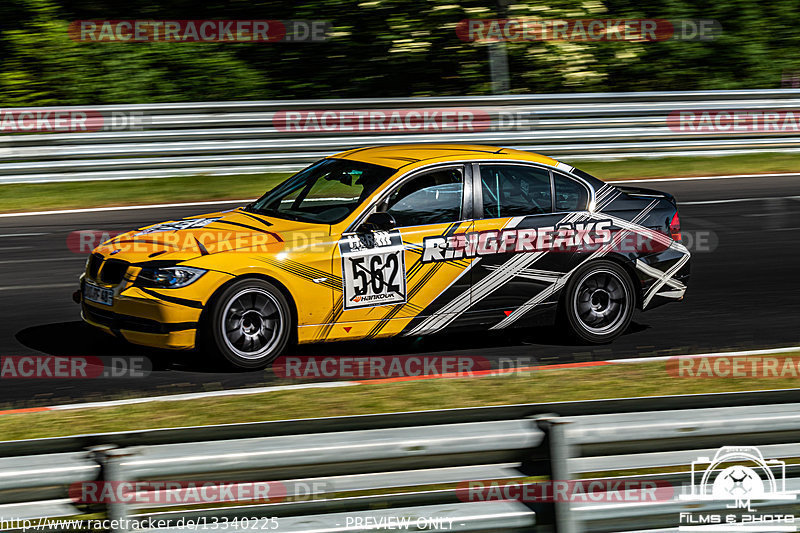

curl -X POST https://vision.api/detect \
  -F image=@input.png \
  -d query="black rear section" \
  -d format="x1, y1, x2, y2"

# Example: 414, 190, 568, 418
601, 184, 690, 310
606, 184, 677, 236
395, 168, 693, 339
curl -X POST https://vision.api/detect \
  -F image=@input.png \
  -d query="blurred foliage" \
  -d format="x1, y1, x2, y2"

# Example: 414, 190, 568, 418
0, 0, 798, 105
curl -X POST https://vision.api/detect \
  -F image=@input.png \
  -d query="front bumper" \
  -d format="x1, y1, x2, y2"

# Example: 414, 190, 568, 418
78, 270, 232, 351
81, 299, 198, 350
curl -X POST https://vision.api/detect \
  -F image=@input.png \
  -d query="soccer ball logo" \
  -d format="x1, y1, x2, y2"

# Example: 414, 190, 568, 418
712, 465, 765, 500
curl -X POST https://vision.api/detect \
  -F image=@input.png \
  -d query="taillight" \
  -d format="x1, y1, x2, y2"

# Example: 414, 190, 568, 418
669, 212, 682, 242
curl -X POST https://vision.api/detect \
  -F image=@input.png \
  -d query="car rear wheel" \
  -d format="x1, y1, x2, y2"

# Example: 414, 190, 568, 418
204, 278, 291, 369
560, 260, 634, 344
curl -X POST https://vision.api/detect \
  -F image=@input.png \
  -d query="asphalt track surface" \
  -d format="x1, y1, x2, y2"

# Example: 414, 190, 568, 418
0, 175, 798, 408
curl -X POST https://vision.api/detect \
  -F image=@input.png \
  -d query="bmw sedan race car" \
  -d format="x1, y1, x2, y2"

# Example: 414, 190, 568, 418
76, 145, 690, 369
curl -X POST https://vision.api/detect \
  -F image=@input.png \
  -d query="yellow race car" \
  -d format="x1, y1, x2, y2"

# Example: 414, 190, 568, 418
77, 144, 690, 369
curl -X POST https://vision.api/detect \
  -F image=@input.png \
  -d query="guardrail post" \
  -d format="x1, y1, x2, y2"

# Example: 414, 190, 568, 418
535, 416, 576, 533
89, 445, 135, 533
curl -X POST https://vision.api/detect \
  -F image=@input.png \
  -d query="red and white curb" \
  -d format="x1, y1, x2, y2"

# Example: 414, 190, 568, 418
0, 345, 798, 416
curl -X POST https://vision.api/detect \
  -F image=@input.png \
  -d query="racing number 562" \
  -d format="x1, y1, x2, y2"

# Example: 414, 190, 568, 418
350, 254, 401, 296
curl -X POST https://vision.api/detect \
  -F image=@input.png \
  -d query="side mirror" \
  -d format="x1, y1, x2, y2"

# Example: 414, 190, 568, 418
358, 212, 396, 232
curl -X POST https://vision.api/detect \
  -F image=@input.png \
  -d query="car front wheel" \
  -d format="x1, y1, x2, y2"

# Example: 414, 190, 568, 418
203, 278, 291, 369
560, 260, 635, 344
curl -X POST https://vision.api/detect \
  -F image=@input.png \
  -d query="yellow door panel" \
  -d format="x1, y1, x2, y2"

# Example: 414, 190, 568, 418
323, 220, 473, 342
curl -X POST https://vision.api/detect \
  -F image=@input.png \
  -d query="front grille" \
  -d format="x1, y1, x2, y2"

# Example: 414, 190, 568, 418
87, 253, 103, 280
100, 259, 129, 285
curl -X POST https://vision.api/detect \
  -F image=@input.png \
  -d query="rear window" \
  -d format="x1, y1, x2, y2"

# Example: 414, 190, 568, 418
553, 173, 589, 211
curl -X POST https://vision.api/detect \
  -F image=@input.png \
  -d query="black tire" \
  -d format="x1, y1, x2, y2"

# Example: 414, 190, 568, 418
559, 260, 635, 344
202, 278, 292, 370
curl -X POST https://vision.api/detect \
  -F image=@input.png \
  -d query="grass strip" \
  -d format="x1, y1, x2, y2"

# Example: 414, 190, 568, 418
0, 173, 290, 214
0, 353, 798, 441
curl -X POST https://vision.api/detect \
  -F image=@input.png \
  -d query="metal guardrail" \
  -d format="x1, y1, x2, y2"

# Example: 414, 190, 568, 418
1, 389, 799, 532
3, 89, 800, 185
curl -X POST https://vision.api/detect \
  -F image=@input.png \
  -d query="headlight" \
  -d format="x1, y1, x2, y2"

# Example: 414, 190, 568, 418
136, 266, 206, 289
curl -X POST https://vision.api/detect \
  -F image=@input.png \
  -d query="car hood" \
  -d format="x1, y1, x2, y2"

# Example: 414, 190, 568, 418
94, 208, 326, 264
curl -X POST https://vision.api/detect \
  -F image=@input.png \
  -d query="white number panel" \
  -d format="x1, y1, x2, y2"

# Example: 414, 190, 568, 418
339, 230, 407, 310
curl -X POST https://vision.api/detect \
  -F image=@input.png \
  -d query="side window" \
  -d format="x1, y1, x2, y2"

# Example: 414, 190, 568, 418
382, 168, 463, 227
553, 173, 589, 211
480, 165, 552, 218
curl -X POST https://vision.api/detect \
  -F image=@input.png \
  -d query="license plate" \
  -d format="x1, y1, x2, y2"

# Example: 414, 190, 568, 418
83, 280, 114, 306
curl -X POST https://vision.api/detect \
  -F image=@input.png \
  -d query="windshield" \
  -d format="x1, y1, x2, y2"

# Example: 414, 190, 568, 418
247, 158, 396, 224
